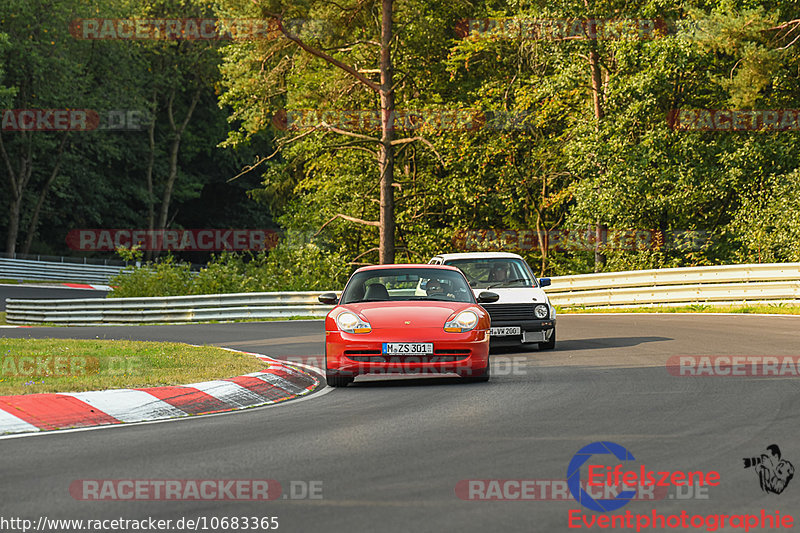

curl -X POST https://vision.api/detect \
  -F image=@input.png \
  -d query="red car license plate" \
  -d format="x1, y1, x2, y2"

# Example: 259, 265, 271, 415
382, 343, 434, 355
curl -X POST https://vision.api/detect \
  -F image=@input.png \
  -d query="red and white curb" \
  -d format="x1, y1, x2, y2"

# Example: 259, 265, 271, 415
61, 283, 113, 291
0, 352, 324, 436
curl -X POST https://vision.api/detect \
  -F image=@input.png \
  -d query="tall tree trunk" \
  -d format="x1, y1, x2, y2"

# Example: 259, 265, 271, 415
378, 0, 396, 264
157, 87, 201, 230
146, 125, 155, 232
588, 49, 604, 122
21, 134, 69, 254
1, 132, 33, 255
587, 45, 607, 272
145, 90, 157, 261
536, 177, 548, 276
268, 3, 409, 264
6, 195, 21, 256
157, 133, 179, 231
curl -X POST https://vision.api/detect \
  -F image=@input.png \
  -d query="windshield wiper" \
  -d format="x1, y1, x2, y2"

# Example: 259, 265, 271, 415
488, 278, 529, 289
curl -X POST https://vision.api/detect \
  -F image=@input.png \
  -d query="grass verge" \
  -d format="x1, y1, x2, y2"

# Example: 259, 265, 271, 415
202, 316, 321, 323
0, 338, 267, 396
557, 303, 800, 315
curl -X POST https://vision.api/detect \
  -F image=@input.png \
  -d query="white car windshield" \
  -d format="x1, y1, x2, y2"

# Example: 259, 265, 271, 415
445, 258, 536, 289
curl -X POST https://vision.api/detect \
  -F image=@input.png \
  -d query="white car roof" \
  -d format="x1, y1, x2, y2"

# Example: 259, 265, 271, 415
431, 252, 524, 260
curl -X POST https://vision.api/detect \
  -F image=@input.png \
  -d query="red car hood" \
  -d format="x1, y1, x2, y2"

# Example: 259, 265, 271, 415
344, 301, 473, 328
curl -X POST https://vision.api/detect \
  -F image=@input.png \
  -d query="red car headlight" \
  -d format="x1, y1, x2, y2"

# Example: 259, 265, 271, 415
335, 311, 372, 334
444, 310, 478, 333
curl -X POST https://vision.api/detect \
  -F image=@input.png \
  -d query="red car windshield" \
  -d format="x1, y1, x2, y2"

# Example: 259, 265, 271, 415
341, 268, 474, 304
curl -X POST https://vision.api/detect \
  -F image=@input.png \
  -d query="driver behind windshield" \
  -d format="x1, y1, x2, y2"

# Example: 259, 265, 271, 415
489, 264, 509, 282
425, 278, 456, 300
426, 279, 443, 296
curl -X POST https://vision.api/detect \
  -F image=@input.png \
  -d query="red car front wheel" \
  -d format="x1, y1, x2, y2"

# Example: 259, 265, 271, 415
326, 373, 353, 387
461, 360, 490, 383
326, 350, 354, 387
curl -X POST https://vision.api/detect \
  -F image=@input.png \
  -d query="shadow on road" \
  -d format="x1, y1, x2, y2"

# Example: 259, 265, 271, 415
348, 376, 482, 388
489, 335, 672, 354
551, 336, 672, 351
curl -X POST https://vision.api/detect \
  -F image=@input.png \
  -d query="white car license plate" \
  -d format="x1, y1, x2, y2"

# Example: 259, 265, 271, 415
489, 327, 521, 336
382, 342, 434, 355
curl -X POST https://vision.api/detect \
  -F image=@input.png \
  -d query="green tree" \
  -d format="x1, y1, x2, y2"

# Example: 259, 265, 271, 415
218, 0, 460, 264
0, 0, 91, 254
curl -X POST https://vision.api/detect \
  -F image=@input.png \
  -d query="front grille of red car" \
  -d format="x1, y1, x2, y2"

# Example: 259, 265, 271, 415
434, 349, 471, 355
344, 349, 382, 355
346, 355, 467, 363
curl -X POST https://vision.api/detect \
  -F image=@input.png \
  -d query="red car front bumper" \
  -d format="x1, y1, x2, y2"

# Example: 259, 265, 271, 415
325, 328, 490, 378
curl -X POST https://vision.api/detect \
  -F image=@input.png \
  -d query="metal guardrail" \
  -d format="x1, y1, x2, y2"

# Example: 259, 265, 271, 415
0, 257, 125, 284
5, 263, 800, 324
545, 263, 800, 307
0, 252, 127, 266
5, 292, 331, 325
547, 263, 800, 291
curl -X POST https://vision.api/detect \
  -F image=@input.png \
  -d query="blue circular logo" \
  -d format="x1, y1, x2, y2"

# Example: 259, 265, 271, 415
567, 441, 637, 512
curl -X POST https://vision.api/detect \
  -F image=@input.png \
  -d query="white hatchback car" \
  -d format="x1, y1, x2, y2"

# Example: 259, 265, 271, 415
428, 252, 556, 349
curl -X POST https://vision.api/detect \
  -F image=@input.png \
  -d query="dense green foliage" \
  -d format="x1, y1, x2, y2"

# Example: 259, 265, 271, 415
0, 0, 273, 259
215, 0, 800, 280
3, 0, 800, 295
110, 243, 350, 296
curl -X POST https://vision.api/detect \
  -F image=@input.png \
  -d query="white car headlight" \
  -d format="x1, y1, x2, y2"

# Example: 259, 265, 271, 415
534, 304, 549, 319
444, 310, 479, 333
336, 311, 372, 333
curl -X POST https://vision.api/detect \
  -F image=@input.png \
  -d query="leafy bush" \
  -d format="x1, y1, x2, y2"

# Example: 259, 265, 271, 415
109, 241, 352, 297
110, 256, 193, 297
728, 171, 800, 263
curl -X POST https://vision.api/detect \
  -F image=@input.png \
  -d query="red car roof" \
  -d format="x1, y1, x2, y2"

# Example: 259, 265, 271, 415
354, 263, 461, 273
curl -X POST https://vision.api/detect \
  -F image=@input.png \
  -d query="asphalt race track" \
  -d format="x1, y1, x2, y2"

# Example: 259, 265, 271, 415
0, 284, 108, 311
1, 314, 799, 532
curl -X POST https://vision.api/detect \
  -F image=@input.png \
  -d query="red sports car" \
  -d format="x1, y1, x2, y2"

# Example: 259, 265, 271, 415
318, 264, 499, 387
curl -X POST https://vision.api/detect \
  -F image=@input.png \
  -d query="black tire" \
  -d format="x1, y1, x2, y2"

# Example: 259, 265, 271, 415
538, 328, 556, 350
326, 373, 353, 387
325, 347, 353, 387
462, 361, 490, 383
